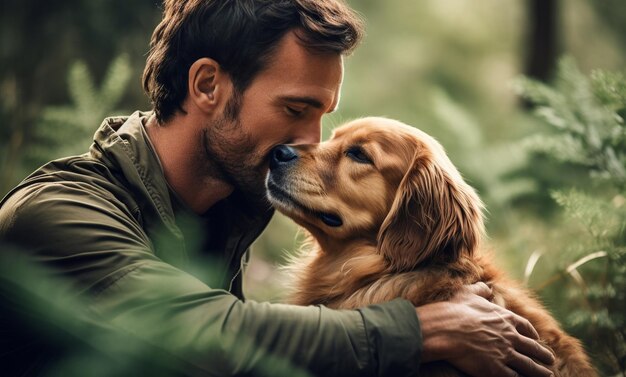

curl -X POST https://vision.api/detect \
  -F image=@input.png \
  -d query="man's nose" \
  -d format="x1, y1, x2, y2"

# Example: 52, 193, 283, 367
292, 120, 322, 145
270, 145, 299, 171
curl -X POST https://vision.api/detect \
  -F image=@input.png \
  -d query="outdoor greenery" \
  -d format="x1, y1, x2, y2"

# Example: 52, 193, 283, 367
514, 58, 626, 374
25, 55, 132, 167
1, 0, 625, 375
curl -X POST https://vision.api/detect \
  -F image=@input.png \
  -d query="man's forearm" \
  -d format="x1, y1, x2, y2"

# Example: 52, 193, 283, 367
90, 262, 422, 376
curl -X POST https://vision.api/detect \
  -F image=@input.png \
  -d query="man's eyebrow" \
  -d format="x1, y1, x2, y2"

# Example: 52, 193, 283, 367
280, 95, 325, 110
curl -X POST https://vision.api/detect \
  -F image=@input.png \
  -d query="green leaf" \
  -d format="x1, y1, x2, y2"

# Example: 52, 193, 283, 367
99, 54, 132, 111
68, 61, 97, 112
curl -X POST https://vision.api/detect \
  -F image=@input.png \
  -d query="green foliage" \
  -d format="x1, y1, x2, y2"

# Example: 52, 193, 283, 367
25, 55, 132, 166
428, 88, 537, 211
515, 57, 626, 189
517, 59, 626, 375
552, 189, 624, 240
0, 0, 159, 195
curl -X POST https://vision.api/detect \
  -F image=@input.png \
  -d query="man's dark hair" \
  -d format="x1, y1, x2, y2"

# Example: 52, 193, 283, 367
143, 0, 365, 123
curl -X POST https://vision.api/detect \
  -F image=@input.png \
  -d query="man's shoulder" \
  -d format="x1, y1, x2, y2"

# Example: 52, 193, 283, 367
3, 153, 135, 214
22, 153, 124, 195
0, 156, 143, 249
0, 155, 160, 298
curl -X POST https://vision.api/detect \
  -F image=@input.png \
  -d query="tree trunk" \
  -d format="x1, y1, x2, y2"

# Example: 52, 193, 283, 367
525, 0, 559, 82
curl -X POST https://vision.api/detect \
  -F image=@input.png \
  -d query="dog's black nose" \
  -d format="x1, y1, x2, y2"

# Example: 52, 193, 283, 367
270, 145, 298, 170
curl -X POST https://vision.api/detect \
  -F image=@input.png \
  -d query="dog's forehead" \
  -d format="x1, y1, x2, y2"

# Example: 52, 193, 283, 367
328, 117, 453, 173
332, 117, 447, 154
331, 117, 414, 143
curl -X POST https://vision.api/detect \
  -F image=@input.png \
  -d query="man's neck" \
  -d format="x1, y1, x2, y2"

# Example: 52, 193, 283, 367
145, 113, 234, 214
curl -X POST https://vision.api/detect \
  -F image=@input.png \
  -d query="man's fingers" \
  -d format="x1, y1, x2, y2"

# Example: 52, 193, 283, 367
514, 335, 555, 366
507, 351, 554, 377
513, 313, 540, 340
500, 366, 522, 377
464, 282, 492, 299
450, 358, 522, 377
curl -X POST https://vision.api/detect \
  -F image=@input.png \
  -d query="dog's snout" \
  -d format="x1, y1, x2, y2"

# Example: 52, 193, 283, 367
270, 145, 299, 170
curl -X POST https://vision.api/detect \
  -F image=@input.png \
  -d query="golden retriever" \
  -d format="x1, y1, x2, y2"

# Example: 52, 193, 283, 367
266, 117, 596, 376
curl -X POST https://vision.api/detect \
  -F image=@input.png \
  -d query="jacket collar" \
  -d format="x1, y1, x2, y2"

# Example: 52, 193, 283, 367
93, 111, 182, 238
92, 111, 273, 269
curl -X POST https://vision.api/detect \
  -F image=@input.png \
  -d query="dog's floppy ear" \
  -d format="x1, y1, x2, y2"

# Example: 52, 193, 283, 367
377, 146, 484, 272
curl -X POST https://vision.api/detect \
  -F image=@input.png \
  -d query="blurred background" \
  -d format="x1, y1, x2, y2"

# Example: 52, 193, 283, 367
1, 0, 625, 375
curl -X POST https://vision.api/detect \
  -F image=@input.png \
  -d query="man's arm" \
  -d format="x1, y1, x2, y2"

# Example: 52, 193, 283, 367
0, 183, 422, 377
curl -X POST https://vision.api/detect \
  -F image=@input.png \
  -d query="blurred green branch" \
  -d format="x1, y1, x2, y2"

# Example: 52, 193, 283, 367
25, 55, 132, 166
0, 55, 132, 195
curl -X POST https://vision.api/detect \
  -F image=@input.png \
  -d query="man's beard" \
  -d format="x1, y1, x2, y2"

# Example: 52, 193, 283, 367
199, 96, 270, 208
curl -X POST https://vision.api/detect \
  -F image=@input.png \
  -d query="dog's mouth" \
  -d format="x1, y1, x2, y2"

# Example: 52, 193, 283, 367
266, 179, 343, 228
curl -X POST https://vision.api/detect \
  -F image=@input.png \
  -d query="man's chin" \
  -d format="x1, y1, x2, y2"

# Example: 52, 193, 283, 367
233, 179, 272, 209
230, 163, 273, 208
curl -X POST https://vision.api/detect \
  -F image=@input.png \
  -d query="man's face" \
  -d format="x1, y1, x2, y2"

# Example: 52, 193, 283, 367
202, 31, 344, 204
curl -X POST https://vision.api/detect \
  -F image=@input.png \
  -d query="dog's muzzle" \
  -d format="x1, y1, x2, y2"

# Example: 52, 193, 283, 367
267, 145, 343, 228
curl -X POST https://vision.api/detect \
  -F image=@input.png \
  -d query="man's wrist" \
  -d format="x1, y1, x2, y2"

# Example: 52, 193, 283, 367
357, 298, 422, 376
415, 301, 456, 363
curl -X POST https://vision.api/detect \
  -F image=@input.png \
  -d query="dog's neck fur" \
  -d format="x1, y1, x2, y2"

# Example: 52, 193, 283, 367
286, 237, 386, 307
286, 234, 483, 309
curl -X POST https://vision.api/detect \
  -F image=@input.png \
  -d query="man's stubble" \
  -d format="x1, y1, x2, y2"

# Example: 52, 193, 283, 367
199, 92, 271, 208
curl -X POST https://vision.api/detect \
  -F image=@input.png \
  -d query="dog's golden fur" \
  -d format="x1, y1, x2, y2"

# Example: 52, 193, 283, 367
266, 117, 596, 376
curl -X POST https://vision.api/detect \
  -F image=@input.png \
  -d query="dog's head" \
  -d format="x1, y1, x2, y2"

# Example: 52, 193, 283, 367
266, 117, 484, 271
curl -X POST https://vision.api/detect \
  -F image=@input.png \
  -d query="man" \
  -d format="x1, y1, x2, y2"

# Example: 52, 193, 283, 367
0, 0, 555, 376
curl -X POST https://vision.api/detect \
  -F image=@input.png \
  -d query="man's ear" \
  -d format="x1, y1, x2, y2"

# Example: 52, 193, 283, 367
376, 148, 484, 272
187, 58, 230, 114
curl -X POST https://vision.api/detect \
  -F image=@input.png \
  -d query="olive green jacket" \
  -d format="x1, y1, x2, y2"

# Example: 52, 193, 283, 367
0, 111, 422, 376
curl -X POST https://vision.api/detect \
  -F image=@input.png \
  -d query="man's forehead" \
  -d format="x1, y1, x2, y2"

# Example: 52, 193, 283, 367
262, 31, 344, 82
239, 30, 344, 116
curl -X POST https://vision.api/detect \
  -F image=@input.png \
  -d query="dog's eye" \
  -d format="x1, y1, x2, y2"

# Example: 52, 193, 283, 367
346, 146, 372, 164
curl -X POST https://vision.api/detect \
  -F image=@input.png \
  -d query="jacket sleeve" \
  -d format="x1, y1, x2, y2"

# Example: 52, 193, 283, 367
0, 184, 422, 377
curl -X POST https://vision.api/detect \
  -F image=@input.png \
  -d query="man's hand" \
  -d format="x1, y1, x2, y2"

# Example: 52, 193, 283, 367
415, 282, 555, 377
